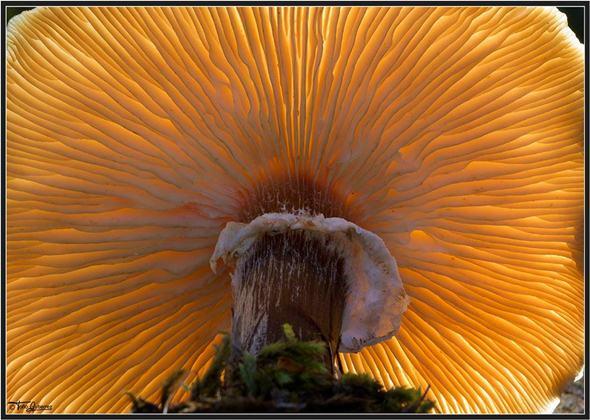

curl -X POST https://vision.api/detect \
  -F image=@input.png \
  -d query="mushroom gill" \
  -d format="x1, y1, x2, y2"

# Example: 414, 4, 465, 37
6, 6, 584, 414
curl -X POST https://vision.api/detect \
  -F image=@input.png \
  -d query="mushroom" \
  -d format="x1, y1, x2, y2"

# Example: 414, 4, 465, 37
6, 6, 583, 414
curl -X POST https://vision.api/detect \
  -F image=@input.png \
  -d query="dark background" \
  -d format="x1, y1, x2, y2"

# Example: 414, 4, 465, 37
6, 6, 33, 22
557, 6, 585, 42
4, 6, 586, 43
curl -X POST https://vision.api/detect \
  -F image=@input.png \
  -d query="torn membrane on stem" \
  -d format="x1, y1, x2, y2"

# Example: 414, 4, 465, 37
211, 212, 410, 369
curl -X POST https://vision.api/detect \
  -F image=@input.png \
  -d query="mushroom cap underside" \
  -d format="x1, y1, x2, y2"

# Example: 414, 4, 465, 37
6, 6, 584, 414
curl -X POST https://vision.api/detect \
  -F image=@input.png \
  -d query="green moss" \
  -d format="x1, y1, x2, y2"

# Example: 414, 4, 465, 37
127, 324, 434, 413
191, 333, 231, 399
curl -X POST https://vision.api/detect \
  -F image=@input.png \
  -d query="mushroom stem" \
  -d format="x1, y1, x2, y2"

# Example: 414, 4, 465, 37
231, 230, 347, 372
211, 212, 409, 370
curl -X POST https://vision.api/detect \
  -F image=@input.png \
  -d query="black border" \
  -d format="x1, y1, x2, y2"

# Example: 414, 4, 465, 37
1, 1, 588, 419
0, 1, 589, 4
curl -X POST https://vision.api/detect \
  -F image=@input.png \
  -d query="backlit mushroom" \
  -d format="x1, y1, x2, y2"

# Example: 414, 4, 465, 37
6, 6, 583, 414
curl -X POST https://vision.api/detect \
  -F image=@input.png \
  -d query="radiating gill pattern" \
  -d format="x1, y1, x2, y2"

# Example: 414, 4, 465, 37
7, 6, 583, 413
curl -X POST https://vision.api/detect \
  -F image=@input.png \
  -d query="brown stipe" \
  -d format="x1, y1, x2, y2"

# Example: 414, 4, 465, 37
231, 230, 348, 372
